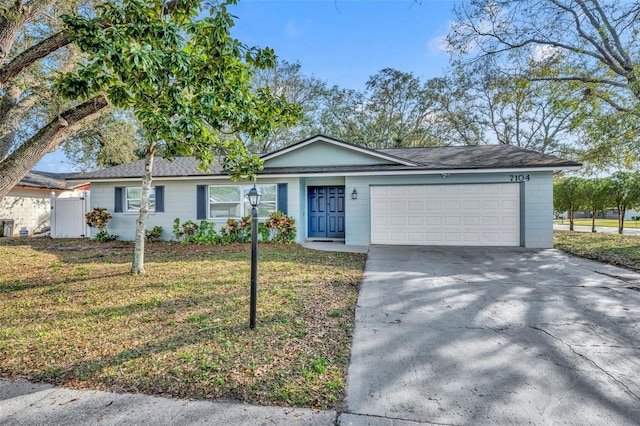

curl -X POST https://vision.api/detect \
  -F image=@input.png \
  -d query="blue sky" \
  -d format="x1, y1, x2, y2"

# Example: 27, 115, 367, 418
37, 0, 456, 172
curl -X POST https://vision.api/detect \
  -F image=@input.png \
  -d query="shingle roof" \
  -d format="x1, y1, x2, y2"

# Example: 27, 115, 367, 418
17, 171, 71, 190
73, 157, 223, 179
74, 143, 580, 180
379, 145, 580, 169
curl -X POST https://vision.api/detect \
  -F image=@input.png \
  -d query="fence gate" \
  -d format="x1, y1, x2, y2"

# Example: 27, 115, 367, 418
51, 194, 90, 238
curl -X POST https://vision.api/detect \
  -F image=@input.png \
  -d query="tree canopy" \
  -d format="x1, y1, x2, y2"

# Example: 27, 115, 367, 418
447, 0, 640, 168
57, 0, 300, 273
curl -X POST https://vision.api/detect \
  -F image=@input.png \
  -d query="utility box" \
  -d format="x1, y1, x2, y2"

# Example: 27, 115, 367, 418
2, 219, 15, 237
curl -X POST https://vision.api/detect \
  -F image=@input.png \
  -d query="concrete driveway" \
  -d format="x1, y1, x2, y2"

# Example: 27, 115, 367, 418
342, 246, 640, 425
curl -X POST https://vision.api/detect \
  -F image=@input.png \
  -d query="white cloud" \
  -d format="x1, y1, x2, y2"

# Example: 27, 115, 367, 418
284, 18, 312, 38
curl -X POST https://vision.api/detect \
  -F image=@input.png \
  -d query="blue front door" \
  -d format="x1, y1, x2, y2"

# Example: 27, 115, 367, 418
308, 186, 345, 238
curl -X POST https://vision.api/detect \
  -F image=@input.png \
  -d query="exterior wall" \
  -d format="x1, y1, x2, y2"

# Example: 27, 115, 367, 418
0, 188, 52, 236
265, 142, 393, 167
91, 177, 301, 241
93, 170, 554, 248
344, 171, 554, 248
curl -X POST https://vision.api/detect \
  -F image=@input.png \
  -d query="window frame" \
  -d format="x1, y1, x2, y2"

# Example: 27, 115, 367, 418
125, 186, 156, 212
208, 184, 277, 219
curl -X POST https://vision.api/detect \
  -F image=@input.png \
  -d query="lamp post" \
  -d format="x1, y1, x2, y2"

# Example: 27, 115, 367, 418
247, 186, 262, 329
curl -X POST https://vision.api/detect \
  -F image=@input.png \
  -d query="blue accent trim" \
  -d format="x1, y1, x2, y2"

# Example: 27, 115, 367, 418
155, 186, 164, 212
196, 185, 207, 220
114, 187, 124, 212
277, 183, 288, 214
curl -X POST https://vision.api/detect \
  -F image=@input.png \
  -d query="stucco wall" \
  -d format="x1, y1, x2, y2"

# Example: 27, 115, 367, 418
344, 171, 553, 248
91, 178, 301, 241
93, 170, 554, 248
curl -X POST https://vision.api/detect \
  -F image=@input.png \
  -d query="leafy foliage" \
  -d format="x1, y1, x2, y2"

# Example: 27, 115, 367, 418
85, 207, 112, 231
145, 226, 163, 242
447, 0, 640, 167
171, 212, 296, 245
265, 211, 297, 243
85, 207, 118, 242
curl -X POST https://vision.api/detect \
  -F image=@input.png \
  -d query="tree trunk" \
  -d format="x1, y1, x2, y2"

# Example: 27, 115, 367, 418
619, 207, 626, 234
569, 208, 574, 231
0, 95, 108, 199
131, 141, 156, 275
591, 208, 596, 233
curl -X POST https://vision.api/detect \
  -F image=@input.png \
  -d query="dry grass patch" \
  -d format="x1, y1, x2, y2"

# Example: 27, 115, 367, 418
554, 230, 640, 272
0, 238, 366, 409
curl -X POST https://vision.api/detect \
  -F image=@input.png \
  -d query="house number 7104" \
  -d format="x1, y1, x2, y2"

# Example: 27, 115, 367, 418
510, 174, 530, 182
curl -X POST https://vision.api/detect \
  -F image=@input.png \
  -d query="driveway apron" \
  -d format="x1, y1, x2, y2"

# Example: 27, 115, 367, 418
343, 246, 640, 425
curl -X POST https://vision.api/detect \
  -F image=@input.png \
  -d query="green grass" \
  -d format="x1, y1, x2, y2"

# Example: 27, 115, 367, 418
554, 230, 640, 272
0, 238, 366, 409
553, 218, 640, 228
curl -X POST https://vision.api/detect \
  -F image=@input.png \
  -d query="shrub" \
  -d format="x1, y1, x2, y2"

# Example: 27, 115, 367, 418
265, 211, 296, 243
145, 226, 163, 242
85, 207, 118, 242
85, 207, 111, 231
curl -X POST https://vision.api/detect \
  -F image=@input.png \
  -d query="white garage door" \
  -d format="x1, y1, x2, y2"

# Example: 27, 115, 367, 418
371, 184, 520, 246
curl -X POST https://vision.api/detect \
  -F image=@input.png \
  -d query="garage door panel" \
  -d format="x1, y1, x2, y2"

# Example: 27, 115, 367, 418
408, 216, 424, 226
426, 216, 442, 225
371, 183, 520, 246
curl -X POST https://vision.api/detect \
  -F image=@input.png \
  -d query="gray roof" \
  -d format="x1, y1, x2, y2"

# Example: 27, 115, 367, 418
73, 157, 223, 180
75, 144, 579, 180
17, 171, 73, 190
378, 145, 579, 169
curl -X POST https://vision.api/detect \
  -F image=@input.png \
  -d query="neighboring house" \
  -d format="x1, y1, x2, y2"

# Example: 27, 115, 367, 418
72, 135, 580, 248
0, 171, 90, 237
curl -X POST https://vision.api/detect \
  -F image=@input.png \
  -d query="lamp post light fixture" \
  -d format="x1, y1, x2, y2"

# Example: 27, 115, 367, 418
247, 186, 262, 329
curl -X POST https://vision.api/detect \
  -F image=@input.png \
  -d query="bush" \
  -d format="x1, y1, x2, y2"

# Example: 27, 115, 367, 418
265, 211, 296, 243
85, 207, 118, 242
145, 226, 163, 242
85, 207, 112, 231
94, 230, 118, 243
171, 212, 296, 245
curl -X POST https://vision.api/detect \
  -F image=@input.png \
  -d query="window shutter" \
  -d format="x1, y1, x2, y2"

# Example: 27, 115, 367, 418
155, 186, 164, 212
277, 183, 288, 215
114, 187, 124, 212
196, 185, 207, 220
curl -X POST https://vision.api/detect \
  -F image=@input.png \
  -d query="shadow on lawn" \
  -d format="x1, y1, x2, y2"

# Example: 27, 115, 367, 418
0, 237, 365, 269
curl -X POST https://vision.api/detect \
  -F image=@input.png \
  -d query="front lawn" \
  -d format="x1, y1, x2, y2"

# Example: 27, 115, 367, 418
0, 238, 366, 409
554, 230, 640, 272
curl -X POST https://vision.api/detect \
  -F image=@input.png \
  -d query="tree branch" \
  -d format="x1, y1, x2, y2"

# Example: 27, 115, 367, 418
0, 94, 108, 198
0, 31, 70, 89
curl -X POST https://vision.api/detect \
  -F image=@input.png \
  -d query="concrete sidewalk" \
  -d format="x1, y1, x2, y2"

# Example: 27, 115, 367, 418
0, 379, 337, 425
554, 223, 640, 234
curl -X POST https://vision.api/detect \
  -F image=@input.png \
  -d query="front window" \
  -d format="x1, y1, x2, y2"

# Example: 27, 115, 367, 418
209, 186, 241, 218
126, 187, 156, 211
209, 184, 277, 218
244, 184, 277, 217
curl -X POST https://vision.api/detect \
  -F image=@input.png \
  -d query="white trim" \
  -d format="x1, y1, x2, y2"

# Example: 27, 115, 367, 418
79, 165, 580, 183
260, 135, 419, 167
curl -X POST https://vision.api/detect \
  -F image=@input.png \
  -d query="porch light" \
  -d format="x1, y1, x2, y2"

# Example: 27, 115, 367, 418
247, 185, 261, 329
351, 188, 358, 200
247, 186, 262, 208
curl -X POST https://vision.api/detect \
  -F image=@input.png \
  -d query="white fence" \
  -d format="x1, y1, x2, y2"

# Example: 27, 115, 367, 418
50, 193, 90, 238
